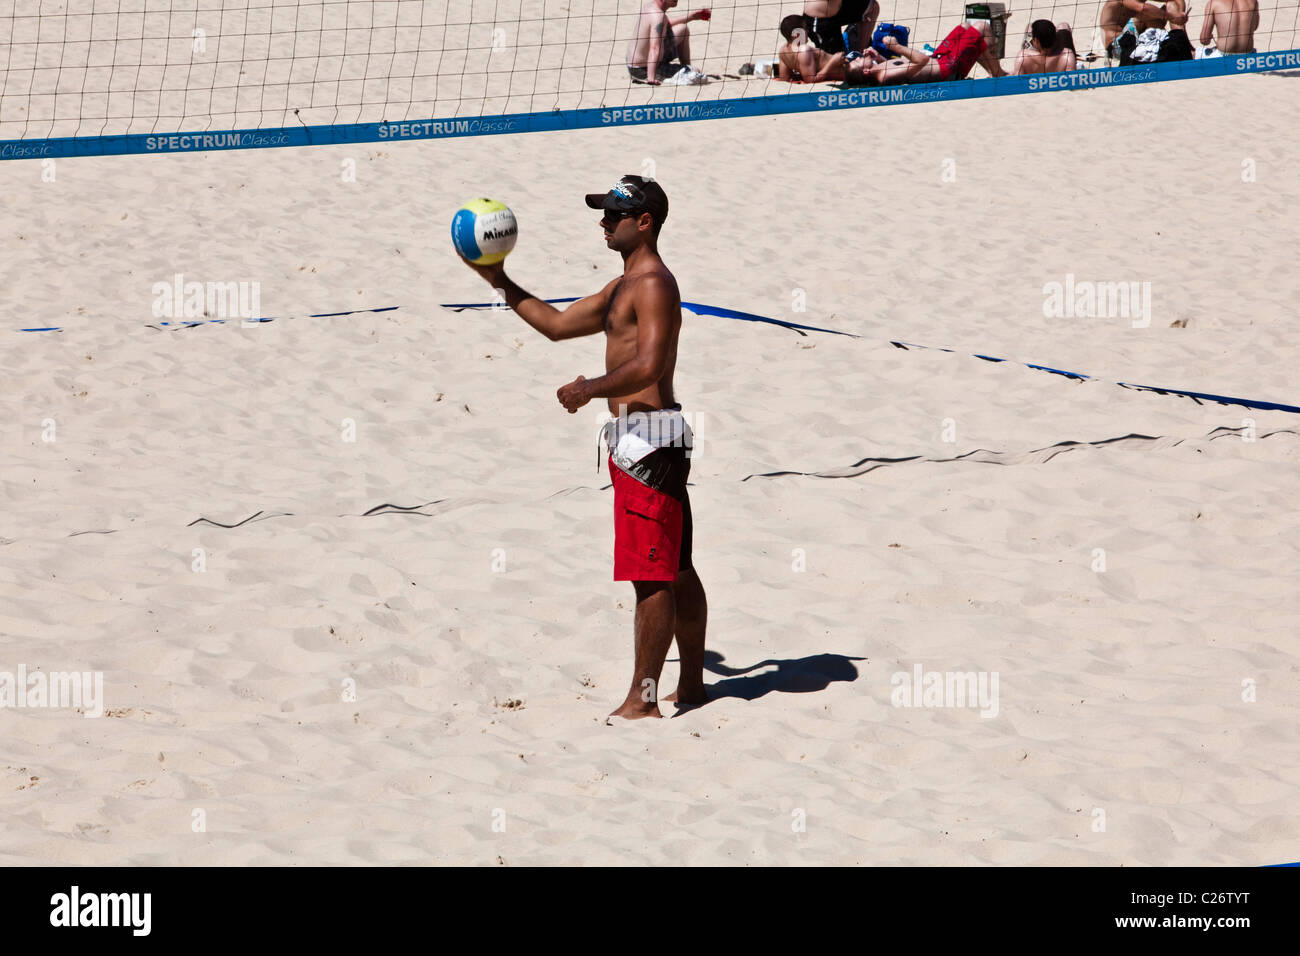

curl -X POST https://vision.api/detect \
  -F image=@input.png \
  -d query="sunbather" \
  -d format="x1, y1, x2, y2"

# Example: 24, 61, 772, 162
775, 14, 850, 82
846, 20, 1006, 85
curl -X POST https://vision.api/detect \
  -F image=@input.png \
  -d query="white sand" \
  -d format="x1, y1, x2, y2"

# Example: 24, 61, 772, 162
2, 5, 1300, 865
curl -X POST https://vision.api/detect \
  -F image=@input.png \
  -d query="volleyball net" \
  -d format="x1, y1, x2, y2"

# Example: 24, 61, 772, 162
1, 1, 1297, 158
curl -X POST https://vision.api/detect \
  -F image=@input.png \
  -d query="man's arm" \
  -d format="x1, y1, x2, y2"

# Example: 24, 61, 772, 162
558, 275, 676, 411
462, 259, 612, 341
883, 36, 929, 67
774, 43, 791, 80
1121, 0, 1155, 17
806, 51, 846, 82
795, 44, 820, 80
644, 10, 667, 83
666, 7, 710, 27
1124, 0, 1189, 26
854, 2, 880, 53
1199, 0, 1217, 45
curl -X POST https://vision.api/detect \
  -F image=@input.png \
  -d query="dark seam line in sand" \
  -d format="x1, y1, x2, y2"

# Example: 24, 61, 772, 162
187, 511, 294, 528
742, 428, 1299, 481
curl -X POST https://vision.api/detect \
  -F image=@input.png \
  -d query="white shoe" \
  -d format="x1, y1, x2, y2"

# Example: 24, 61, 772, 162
665, 66, 709, 86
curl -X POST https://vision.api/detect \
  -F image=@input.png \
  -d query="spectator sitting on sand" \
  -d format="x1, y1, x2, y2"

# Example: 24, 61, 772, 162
1100, 0, 1189, 51
627, 0, 712, 85
1009, 20, 1078, 74
776, 14, 850, 82
845, 21, 1006, 85
1197, 0, 1259, 54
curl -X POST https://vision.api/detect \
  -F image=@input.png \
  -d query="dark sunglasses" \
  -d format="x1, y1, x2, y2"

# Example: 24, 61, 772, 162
600, 209, 637, 227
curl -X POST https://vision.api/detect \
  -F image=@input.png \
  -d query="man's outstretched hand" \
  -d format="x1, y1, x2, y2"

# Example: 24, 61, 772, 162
557, 376, 592, 413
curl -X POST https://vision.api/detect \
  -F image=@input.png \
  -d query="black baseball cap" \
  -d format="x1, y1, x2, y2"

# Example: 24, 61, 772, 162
585, 175, 668, 227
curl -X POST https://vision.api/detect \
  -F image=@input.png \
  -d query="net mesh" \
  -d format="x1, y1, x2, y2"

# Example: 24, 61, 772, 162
0, 0, 1295, 142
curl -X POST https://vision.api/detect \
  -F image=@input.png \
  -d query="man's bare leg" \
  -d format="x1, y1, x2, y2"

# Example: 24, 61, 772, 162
664, 568, 708, 707
1164, 0, 1188, 29
1099, 0, 1128, 49
974, 19, 1007, 76
610, 580, 676, 720
673, 23, 692, 66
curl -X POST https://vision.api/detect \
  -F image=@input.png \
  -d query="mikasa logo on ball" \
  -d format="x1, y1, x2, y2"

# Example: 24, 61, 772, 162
479, 213, 517, 241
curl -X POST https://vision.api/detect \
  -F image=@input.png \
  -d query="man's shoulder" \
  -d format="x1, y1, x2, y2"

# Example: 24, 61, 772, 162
625, 267, 681, 307
627, 266, 679, 291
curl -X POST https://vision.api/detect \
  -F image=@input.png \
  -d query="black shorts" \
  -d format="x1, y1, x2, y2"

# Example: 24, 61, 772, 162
806, 15, 846, 53
628, 61, 681, 81
629, 27, 681, 81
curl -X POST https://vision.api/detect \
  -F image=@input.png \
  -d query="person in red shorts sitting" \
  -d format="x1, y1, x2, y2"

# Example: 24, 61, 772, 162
846, 20, 1007, 84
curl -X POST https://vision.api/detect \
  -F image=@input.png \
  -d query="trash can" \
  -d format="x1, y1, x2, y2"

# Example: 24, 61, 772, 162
965, 3, 1012, 59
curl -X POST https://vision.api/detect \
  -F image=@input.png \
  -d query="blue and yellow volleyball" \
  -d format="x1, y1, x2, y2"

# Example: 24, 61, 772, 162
451, 198, 518, 265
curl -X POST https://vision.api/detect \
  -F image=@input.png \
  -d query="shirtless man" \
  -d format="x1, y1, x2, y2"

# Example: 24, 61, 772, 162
1100, 0, 1190, 50
776, 14, 849, 82
460, 176, 708, 721
1010, 19, 1079, 74
847, 21, 1006, 85
627, 0, 712, 84
1199, 0, 1259, 53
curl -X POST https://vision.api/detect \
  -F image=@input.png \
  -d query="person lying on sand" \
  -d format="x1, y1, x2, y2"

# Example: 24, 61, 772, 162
775, 14, 850, 82
845, 20, 1006, 85
1009, 20, 1078, 74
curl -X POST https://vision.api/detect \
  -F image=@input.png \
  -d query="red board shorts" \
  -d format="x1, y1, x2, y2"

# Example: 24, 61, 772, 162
933, 24, 987, 80
609, 454, 693, 582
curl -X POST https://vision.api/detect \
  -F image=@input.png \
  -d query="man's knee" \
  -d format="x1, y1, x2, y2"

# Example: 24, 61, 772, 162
672, 570, 706, 618
672, 22, 690, 41
634, 580, 673, 603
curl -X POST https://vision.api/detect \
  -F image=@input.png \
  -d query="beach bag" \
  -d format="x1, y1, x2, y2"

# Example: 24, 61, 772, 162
871, 23, 910, 56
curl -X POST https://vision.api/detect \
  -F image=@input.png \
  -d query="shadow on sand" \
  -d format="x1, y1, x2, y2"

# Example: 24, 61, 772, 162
671, 651, 863, 713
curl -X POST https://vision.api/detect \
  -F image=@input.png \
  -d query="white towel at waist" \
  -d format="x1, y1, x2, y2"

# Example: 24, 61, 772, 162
599, 408, 693, 471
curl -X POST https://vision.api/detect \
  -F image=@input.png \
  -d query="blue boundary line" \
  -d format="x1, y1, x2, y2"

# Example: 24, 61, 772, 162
2, 51, 1297, 161
16, 305, 398, 333
448, 298, 1300, 415
443, 297, 855, 337
888, 341, 1300, 415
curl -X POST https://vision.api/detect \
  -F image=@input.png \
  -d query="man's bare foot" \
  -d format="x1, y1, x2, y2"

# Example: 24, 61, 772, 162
608, 699, 662, 720
663, 687, 708, 708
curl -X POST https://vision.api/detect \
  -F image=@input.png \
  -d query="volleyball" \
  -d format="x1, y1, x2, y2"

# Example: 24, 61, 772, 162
451, 198, 518, 265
